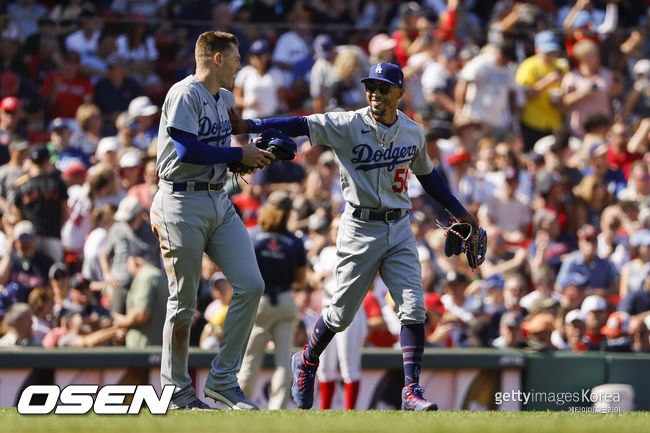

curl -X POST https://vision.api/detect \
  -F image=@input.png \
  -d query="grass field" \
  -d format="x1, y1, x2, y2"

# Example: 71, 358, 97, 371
1, 408, 649, 433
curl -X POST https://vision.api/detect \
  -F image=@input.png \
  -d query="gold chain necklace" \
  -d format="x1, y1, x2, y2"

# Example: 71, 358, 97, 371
367, 108, 400, 148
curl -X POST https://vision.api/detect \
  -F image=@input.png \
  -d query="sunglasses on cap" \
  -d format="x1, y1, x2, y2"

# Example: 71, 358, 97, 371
364, 82, 392, 95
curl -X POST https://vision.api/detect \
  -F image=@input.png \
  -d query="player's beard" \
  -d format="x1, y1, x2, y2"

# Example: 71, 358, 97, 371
369, 100, 386, 117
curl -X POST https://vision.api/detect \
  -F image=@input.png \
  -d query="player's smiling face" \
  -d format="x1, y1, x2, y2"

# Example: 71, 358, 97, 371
364, 80, 403, 122
217, 43, 241, 89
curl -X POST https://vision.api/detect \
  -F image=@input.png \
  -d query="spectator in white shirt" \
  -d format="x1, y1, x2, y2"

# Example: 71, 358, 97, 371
115, 17, 159, 86
65, 10, 103, 63
234, 39, 285, 120
7, 0, 47, 42
272, 9, 312, 94
482, 166, 532, 243
455, 38, 518, 136
310, 34, 337, 114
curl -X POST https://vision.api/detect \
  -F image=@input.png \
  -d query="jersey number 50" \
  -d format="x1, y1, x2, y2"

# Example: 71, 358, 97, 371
392, 168, 409, 193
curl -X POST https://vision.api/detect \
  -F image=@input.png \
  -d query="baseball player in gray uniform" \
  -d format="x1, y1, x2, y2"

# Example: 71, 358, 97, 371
229, 62, 479, 411
150, 31, 274, 410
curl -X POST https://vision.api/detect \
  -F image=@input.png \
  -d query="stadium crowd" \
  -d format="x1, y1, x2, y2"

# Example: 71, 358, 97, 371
1, 0, 650, 360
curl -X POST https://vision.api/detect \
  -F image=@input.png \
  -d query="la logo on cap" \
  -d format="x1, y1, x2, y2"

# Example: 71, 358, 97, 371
375, 64, 383, 73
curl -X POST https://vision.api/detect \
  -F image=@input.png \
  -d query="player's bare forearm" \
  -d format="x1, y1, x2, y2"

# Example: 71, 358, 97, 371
457, 211, 479, 232
228, 108, 249, 134
453, 80, 467, 114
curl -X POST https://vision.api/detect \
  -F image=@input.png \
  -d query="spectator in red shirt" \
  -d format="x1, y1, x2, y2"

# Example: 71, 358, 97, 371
231, 173, 261, 229
391, 2, 430, 68
363, 290, 398, 348
424, 292, 448, 347
127, 158, 157, 211
606, 119, 641, 180
0, 96, 22, 165
39, 50, 93, 120
563, 9, 599, 67
433, 0, 460, 46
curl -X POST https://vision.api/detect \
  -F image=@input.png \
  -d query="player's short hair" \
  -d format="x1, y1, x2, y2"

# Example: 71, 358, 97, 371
195, 31, 239, 66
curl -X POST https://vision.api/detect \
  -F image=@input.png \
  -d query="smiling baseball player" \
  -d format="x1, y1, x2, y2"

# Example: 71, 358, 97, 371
150, 31, 274, 411
229, 62, 484, 411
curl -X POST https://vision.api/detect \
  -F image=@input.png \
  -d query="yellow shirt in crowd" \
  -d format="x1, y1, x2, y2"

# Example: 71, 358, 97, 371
516, 55, 568, 131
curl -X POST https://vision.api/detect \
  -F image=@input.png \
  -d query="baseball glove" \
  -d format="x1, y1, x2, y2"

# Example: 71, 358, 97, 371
440, 220, 488, 269
228, 128, 297, 174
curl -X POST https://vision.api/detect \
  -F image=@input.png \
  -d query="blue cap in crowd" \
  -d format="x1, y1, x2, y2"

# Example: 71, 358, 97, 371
573, 10, 593, 28
313, 34, 334, 59
0, 283, 24, 317
535, 31, 560, 53
631, 229, 650, 247
440, 42, 459, 60
249, 39, 271, 56
483, 274, 505, 290
560, 272, 589, 290
361, 63, 404, 88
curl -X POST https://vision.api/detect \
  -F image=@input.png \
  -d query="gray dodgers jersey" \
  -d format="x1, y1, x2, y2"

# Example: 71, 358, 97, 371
307, 107, 434, 210
157, 75, 235, 184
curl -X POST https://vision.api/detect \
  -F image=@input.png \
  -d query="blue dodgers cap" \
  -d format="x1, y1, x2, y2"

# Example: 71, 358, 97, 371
258, 128, 297, 157
361, 62, 404, 88
535, 31, 560, 53
249, 39, 271, 55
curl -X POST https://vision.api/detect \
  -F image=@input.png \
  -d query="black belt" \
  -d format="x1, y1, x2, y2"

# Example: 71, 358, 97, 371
172, 182, 223, 192
352, 208, 407, 223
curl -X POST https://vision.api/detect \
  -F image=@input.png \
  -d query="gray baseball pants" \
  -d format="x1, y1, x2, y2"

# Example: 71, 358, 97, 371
324, 205, 426, 332
151, 185, 264, 407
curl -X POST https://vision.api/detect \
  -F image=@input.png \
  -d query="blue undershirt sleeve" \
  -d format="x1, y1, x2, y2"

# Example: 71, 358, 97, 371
416, 169, 467, 219
246, 117, 310, 137
169, 128, 242, 165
